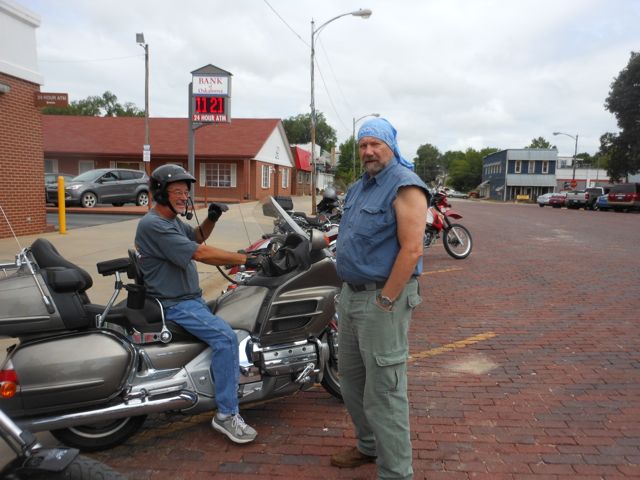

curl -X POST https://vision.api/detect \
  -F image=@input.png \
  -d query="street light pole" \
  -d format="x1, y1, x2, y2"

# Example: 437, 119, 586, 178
553, 131, 579, 181
137, 32, 151, 209
352, 113, 379, 179
310, 8, 372, 214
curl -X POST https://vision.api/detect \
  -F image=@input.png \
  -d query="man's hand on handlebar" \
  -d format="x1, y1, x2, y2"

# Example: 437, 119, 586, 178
244, 254, 268, 270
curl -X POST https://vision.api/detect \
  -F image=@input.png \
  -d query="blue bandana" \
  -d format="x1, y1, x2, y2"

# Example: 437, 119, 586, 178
357, 118, 414, 170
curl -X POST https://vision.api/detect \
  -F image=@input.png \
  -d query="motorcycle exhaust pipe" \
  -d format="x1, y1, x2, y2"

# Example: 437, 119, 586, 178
16, 391, 197, 433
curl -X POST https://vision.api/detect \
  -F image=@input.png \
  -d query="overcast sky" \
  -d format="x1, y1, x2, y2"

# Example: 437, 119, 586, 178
21, 0, 639, 159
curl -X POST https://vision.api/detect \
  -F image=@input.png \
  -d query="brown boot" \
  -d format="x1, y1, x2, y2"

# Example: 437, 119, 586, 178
330, 446, 376, 468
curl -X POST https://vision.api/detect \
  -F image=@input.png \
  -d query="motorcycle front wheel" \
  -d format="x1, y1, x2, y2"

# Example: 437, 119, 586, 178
4, 454, 126, 479
320, 322, 342, 401
51, 415, 147, 452
443, 224, 472, 259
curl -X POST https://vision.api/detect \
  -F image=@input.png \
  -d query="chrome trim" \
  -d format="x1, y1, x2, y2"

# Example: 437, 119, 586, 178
17, 391, 197, 433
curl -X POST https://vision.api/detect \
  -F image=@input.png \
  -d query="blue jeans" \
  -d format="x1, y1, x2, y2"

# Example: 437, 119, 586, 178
165, 297, 240, 415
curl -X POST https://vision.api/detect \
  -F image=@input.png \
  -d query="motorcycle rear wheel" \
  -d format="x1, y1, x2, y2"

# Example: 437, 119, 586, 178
51, 415, 147, 452
443, 224, 472, 259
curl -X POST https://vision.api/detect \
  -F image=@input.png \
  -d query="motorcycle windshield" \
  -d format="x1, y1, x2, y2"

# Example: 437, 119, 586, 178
254, 196, 307, 239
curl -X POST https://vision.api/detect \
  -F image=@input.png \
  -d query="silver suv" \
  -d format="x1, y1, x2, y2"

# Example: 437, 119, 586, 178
46, 168, 149, 208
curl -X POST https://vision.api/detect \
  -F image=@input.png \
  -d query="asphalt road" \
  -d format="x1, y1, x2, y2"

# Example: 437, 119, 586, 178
46, 212, 138, 230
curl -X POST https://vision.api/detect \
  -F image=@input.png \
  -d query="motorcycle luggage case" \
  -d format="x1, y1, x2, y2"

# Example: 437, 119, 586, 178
3, 331, 135, 415
273, 195, 293, 212
0, 264, 66, 337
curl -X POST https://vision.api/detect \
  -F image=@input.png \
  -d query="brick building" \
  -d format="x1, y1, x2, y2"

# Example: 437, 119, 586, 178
0, 1, 46, 239
43, 115, 295, 203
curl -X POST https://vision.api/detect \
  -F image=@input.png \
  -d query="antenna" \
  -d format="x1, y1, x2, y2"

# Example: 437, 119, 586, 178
0, 204, 23, 250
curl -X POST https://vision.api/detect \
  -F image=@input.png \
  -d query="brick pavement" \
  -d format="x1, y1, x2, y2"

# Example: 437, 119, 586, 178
85, 202, 640, 479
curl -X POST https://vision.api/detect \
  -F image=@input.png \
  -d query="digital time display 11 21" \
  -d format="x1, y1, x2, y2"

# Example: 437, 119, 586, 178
194, 96, 226, 114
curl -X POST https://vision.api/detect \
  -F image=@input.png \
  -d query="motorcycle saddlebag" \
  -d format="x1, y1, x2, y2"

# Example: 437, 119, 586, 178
0, 263, 66, 337
4, 330, 135, 414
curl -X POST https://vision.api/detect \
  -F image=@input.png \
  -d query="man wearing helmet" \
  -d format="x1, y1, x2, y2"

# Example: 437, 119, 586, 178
135, 164, 260, 444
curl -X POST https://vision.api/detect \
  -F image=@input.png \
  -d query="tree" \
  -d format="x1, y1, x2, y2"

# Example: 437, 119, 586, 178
335, 135, 357, 185
526, 137, 556, 149
447, 147, 499, 192
603, 51, 640, 179
42, 91, 143, 117
413, 143, 442, 185
282, 112, 337, 152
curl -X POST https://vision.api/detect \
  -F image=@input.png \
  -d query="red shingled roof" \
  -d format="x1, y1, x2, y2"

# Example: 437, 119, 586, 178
42, 115, 282, 158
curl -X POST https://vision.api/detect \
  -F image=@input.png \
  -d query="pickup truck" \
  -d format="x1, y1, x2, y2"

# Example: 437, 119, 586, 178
564, 190, 587, 209
564, 187, 609, 209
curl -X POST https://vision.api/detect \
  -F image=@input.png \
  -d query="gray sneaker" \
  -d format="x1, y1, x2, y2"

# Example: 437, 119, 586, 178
211, 414, 257, 444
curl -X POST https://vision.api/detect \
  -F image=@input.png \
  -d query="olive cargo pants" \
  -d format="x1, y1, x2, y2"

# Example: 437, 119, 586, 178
337, 278, 421, 480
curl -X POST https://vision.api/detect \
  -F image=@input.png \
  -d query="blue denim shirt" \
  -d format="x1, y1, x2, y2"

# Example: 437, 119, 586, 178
336, 159, 428, 284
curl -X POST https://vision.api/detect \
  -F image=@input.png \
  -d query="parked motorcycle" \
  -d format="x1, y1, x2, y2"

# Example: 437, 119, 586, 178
0, 408, 124, 479
0, 197, 341, 452
424, 188, 473, 259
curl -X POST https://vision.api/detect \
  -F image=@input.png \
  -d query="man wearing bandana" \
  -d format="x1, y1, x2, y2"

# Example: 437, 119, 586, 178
331, 118, 429, 479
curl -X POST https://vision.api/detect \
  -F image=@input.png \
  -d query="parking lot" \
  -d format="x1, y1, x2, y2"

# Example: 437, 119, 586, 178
54, 201, 640, 478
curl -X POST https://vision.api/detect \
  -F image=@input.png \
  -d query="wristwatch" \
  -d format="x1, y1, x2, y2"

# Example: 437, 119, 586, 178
376, 293, 394, 310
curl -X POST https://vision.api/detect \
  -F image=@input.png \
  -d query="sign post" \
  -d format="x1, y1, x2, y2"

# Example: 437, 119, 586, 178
187, 65, 232, 198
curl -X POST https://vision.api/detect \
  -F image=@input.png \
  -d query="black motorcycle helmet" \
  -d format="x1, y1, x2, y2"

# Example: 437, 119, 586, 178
322, 186, 338, 202
150, 164, 196, 206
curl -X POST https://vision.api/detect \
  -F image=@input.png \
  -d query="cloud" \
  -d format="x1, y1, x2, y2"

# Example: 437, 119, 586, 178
22, 0, 639, 158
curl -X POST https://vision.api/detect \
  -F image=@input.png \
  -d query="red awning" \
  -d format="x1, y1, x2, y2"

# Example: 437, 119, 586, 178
291, 146, 312, 172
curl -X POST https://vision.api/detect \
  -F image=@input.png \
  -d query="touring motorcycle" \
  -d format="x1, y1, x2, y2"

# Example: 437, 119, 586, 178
0, 197, 341, 451
424, 188, 473, 259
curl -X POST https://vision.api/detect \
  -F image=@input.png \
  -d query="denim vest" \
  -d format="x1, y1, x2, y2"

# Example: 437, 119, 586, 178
336, 159, 428, 284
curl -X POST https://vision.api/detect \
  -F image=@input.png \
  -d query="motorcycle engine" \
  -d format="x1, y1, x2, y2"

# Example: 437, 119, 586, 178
253, 341, 318, 377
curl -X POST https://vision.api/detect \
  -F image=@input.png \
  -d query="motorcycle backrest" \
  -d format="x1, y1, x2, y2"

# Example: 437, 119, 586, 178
30, 239, 93, 292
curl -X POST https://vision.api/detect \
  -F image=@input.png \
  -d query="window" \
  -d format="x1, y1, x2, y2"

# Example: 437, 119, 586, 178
298, 171, 304, 183
528, 161, 535, 174
79, 160, 94, 174
542, 161, 549, 174
261, 165, 270, 189
45, 159, 58, 173
114, 161, 143, 170
281, 168, 289, 189
515, 160, 522, 173
200, 163, 237, 188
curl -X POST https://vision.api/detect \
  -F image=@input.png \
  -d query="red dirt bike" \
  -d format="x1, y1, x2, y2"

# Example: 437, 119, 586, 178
424, 189, 473, 259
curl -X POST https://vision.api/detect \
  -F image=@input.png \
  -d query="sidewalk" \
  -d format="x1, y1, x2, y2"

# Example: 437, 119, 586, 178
3, 196, 314, 305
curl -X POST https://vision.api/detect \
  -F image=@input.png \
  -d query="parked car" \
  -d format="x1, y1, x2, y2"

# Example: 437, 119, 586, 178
607, 183, 640, 212
447, 189, 469, 198
44, 172, 75, 185
536, 192, 556, 207
46, 168, 150, 208
585, 186, 610, 210
595, 194, 610, 211
548, 192, 567, 208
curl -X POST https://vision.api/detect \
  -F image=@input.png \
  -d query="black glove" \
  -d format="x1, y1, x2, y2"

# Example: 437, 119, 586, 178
244, 254, 266, 270
208, 202, 229, 223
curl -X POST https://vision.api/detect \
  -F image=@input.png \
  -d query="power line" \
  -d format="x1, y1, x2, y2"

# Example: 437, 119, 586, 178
318, 39, 353, 114
262, 0, 308, 47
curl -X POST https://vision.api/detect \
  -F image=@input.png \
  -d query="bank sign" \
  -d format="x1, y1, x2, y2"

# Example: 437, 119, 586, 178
192, 74, 231, 123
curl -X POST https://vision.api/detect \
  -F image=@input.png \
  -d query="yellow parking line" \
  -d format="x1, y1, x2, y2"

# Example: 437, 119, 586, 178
422, 267, 464, 275
409, 331, 497, 363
